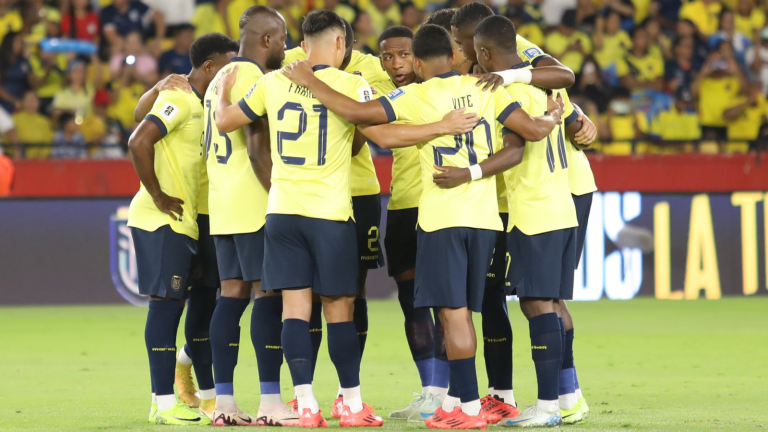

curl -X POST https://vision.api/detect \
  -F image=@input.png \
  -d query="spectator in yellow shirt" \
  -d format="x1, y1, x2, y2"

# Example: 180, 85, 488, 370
52, 60, 101, 123
365, 0, 402, 53
678, 0, 721, 37
401, 2, 422, 32
544, 9, 592, 74
11, 91, 53, 158
594, 11, 632, 85
723, 80, 768, 153
28, 50, 67, 115
597, 88, 650, 154
620, 26, 665, 91
504, 7, 544, 48
735, 0, 764, 39
649, 90, 700, 153
0, 0, 22, 44
644, 17, 672, 60
692, 42, 745, 143
352, 10, 376, 55
107, 62, 145, 133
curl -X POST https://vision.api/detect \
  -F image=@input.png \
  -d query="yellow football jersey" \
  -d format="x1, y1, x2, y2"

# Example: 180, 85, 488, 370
379, 71, 518, 232
204, 58, 269, 235
240, 65, 373, 221
699, 76, 741, 127
559, 92, 597, 196
371, 79, 422, 210
284, 48, 388, 197
517, 35, 551, 66
128, 89, 205, 240
502, 76, 577, 235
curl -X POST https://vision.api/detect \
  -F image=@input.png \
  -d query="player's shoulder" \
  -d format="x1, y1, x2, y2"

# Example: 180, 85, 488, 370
516, 35, 547, 60
282, 47, 307, 67
372, 79, 396, 97
154, 89, 192, 116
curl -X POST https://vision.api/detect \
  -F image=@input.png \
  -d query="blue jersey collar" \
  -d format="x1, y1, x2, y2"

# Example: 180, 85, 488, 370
434, 70, 459, 79
190, 85, 203, 104
509, 61, 532, 70
230, 57, 265, 74
312, 64, 331, 71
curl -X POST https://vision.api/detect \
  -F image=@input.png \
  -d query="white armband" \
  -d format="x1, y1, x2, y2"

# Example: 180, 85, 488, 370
492, 68, 533, 86
468, 164, 483, 181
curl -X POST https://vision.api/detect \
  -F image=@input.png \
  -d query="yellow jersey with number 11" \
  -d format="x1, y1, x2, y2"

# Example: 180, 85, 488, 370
204, 57, 269, 235
239, 65, 373, 222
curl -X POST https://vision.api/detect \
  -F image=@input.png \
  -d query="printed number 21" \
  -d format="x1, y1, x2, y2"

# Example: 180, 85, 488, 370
204, 99, 232, 164
277, 102, 328, 166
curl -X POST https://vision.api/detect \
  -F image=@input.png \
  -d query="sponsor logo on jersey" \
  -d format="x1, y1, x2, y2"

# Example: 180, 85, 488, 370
109, 206, 148, 306
246, 83, 257, 99
387, 88, 405, 100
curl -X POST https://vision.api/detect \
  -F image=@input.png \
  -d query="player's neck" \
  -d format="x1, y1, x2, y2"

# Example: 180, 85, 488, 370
186, 70, 207, 97
488, 53, 525, 73
420, 59, 453, 81
306, 50, 339, 70
238, 46, 267, 71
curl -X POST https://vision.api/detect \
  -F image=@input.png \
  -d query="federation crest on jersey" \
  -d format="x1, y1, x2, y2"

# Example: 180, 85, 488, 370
387, 88, 405, 100
523, 47, 542, 60
110, 206, 148, 306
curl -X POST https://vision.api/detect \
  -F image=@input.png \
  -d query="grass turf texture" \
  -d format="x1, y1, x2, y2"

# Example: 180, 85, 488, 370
1, 298, 766, 431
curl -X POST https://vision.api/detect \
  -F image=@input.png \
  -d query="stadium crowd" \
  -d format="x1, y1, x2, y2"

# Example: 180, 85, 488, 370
1, 0, 768, 157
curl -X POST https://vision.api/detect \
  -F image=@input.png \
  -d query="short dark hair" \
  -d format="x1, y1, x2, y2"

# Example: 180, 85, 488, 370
59, 112, 75, 129
302, 9, 346, 38
239, 5, 279, 30
378, 25, 414, 45
424, 8, 456, 32
189, 33, 239, 68
451, 2, 494, 30
474, 15, 517, 52
412, 24, 453, 60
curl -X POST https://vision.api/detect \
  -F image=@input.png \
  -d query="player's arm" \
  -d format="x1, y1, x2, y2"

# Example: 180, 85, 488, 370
283, 61, 390, 125
502, 94, 564, 142
356, 108, 479, 149
432, 131, 526, 189
134, 74, 191, 122
127, 118, 184, 220
245, 117, 272, 191
477, 57, 576, 90
214, 65, 259, 133
569, 103, 594, 148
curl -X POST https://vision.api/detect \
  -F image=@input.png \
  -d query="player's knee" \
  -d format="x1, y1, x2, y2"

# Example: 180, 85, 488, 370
322, 295, 355, 323
519, 297, 555, 320
220, 278, 251, 299
393, 269, 416, 282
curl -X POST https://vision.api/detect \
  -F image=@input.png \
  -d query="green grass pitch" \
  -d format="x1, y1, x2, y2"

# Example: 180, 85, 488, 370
1, 298, 767, 431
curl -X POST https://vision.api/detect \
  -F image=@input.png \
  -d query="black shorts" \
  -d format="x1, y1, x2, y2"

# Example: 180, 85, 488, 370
131, 225, 197, 300
486, 213, 509, 289
415, 227, 496, 312
572, 193, 593, 268
353, 194, 384, 269
213, 229, 265, 282
189, 214, 220, 288
262, 214, 358, 296
506, 226, 577, 300
384, 207, 418, 277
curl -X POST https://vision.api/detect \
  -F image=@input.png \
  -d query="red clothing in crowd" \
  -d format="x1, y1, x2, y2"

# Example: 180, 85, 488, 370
60, 12, 100, 41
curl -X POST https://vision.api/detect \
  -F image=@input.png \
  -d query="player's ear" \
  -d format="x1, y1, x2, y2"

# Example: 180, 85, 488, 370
301, 40, 307, 54
203, 59, 214, 74
263, 33, 271, 48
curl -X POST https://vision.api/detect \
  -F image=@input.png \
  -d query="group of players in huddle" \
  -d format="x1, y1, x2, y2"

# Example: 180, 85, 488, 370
126, 1, 599, 429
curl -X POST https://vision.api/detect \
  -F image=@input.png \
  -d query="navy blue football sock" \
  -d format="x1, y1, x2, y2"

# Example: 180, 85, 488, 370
251, 296, 284, 396
353, 298, 369, 356
185, 287, 217, 391
327, 321, 362, 388
559, 367, 576, 396
432, 310, 450, 389
309, 302, 323, 376
481, 287, 513, 392
397, 279, 436, 387
562, 328, 574, 370
574, 366, 581, 390
528, 313, 563, 401
210, 296, 249, 395
558, 317, 566, 369
145, 300, 183, 396
283, 319, 314, 386
449, 357, 479, 403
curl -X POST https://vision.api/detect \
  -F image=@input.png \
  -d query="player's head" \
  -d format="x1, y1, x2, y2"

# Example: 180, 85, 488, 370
450, 2, 494, 63
301, 10, 348, 68
378, 26, 417, 86
239, 5, 287, 70
411, 24, 454, 80
190, 32, 240, 83
473, 15, 518, 73
425, 9, 468, 71
340, 18, 355, 70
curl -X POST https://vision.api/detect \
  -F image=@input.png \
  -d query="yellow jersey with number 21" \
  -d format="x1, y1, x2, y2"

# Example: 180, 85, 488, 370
239, 65, 373, 222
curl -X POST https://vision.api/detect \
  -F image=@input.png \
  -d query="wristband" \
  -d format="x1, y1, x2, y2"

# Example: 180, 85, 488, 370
468, 164, 483, 181
493, 68, 533, 86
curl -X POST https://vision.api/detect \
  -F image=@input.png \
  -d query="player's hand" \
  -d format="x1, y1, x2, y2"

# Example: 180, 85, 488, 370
282, 60, 315, 87
156, 73, 191, 93
440, 108, 479, 135
547, 94, 564, 123
153, 192, 184, 221
574, 112, 597, 146
471, 73, 504, 92
217, 64, 240, 95
432, 165, 471, 189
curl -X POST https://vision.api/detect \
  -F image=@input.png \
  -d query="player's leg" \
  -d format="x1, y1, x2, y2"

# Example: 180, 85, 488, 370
309, 294, 323, 376
132, 226, 209, 425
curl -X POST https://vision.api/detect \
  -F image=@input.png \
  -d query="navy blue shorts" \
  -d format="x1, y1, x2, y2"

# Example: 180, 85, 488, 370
213, 229, 265, 282
384, 207, 418, 277
415, 227, 496, 312
572, 193, 593, 268
189, 214, 220, 288
262, 214, 358, 296
131, 225, 197, 300
353, 194, 385, 269
506, 226, 577, 300
486, 213, 509, 289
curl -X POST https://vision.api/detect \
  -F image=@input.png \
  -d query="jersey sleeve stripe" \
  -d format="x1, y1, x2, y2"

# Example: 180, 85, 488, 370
238, 98, 261, 122
501, 127, 513, 136
378, 98, 396, 123
497, 102, 521, 124
564, 109, 579, 126
531, 55, 552, 67
145, 114, 168, 137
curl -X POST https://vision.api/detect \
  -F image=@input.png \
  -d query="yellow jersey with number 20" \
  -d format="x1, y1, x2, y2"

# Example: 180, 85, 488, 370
239, 65, 373, 222
379, 71, 519, 232
204, 58, 269, 235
